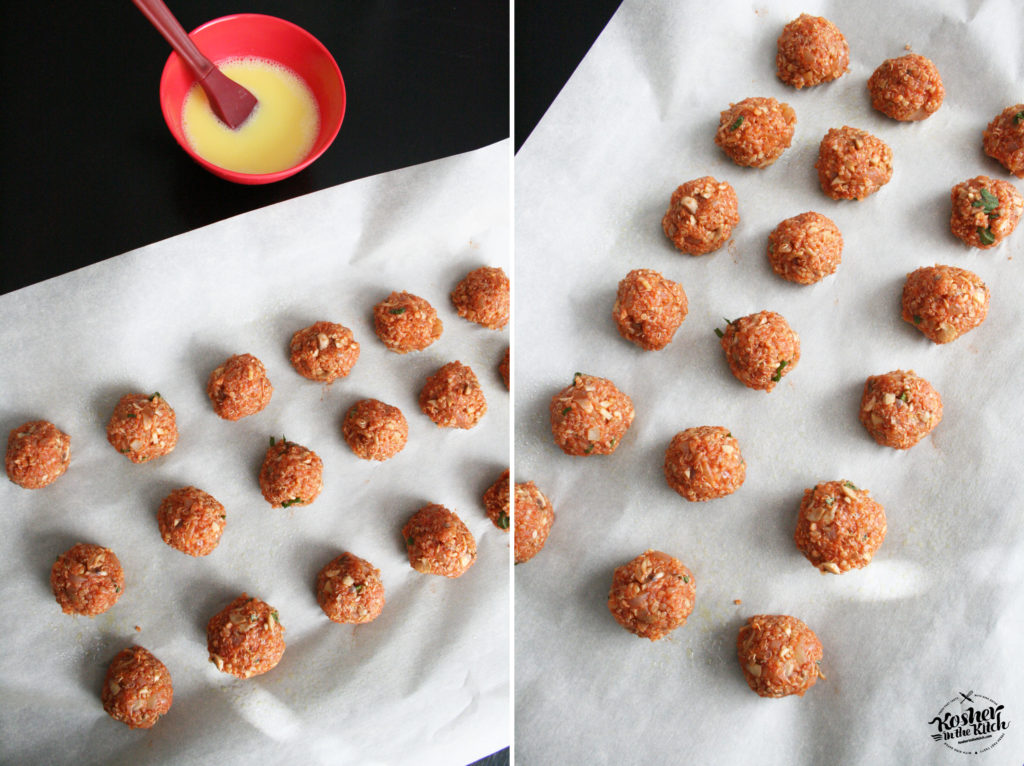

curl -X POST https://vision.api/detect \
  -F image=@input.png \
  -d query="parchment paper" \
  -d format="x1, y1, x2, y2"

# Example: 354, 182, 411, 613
514, 2, 1023, 763
0, 141, 509, 766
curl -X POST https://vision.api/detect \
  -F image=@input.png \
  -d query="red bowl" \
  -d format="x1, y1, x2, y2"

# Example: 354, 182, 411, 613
159, 14, 345, 184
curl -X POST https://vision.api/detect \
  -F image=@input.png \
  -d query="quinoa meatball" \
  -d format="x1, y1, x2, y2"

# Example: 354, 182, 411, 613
902, 265, 989, 344
664, 426, 745, 501
816, 126, 893, 200
372, 291, 443, 353
157, 486, 226, 557
859, 370, 942, 449
514, 481, 555, 564
949, 176, 1023, 249
419, 361, 487, 429
5, 420, 70, 489
607, 550, 695, 641
51, 543, 124, 616
498, 346, 510, 390
106, 393, 177, 463
207, 594, 285, 679
315, 552, 385, 624
767, 212, 843, 285
101, 646, 173, 729
776, 14, 849, 89
341, 398, 408, 461
451, 266, 510, 330
737, 614, 823, 698
983, 104, 1024, 178
868, 53, 944, 121
662, 177, 740, 255
402, 504, 477, 578
715, 97, 797, 168
612, 268, 688, 351
719, 311, 800, 392
794, 480, 887, 574
206, 353, 273, 420
549, 373, 635, 456
258, 437, 323, 507
289, 321, 360, 383
483, 469, 510, 531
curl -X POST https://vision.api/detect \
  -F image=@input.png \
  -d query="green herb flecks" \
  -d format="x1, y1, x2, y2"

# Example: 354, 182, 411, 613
149, 392, 161, 401
824, 496, 835, 506
353, 584, 365, 593
913, 314, 923, 324
1015, 111, 1024, 125
561, 407, 571, 416
249, 612, 257, 622
584, 443, 595, 454
972, 188, 999, 214
389, 307, 406, 315
729, 115, 745, 131
771, 360, 789, 383
281, 497, 303, 508
114, 585, 121, 593
682, 575, 690, 583
497, 513, 510, 530
714, 327, 725, 338
978, 227, 996, 245
843, 480, 859, 491
271, 610, 279, 623
898, 391, 909, 403
405, 535, 415, 547
573, 372, 584, 384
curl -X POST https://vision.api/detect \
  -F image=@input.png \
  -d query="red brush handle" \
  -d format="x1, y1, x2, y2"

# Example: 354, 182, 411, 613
132, 0, 214, 81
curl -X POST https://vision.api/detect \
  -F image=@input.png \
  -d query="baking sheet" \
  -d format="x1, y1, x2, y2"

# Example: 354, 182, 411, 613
514, 1, 1023, 763
0, 141, 510, 766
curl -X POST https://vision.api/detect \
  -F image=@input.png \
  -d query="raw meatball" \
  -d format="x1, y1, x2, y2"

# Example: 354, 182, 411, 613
402, 504, 477, 578
206, 353, 272, 420
289, 321, 360, 382
106, 393, 177, 463
451, 266, 510, 330
794, 480, 887, 574
483, 469, 510, 530
341, 398, 408, 461
868, 53, 944, 121
983, 104, 1024, 178
258, 437, 323, 507
372, 291, 443, 353
859, 370, 942, 449
607, 550, 695, 641
157, 486, 226, 557
902, 265, 989, 344
767, 212, 843, 285
51, 542, 124, 616
664, 426, 745, 501
5, 420, 70, 489
101, 646, 173, 729
715, 97, 796, 168
207, 594, 285, 678
514, 481, 555, 564
737, 614, 823, 698
315, 552, 385, 624
816, 126, 893, 200
662, 177, 740, 255
419, 361, 487, 429
549, 373, 635, 456
718, 311, 800, 392
498, 346, 510, 390
776, 14, 849, 89
949, 176, 1023, 249
612, 268, 688, 350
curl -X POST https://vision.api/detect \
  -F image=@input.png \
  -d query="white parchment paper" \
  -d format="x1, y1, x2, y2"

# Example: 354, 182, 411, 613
0, 141, 509, 766
515, 1, 1023, 763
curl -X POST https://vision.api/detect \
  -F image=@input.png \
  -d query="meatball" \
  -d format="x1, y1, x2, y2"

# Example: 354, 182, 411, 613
767, 212, 843, 285
816, 126, 893, 200
607, 550, 695, 641
662, 177, 740, 255
483, 469, 510, 530
549, 373, 635, 456
258, 437, 323, 507
949, 176, 1023, 249
715, 97, 797, 168
206, 353, 273, 420
451, 266, 510, 330
901, 265, 989, 344
859, 370, 942, 449
868, 53, 944, 121
718, 311, 800, 392
776, 14, 849, 89
372, 291, 443, 353
664, 426, 745, 502
289, 321, 360, 382
51, 543, 124, 616
794, 480, 887, 574
514, 481, 555, 564
341, 398, 408, 461
402, 504, 477, 578
419, 361, 487, 429
101, 646, 173, 729
207, 594, 285, 679
315, 552, 385, 624
983, 104, 1024, 178
737, 614, 823, 698
5, 420, 70, 489
612, 268, 688, 350
498, 346, 510, 390
106, 393, 177, 463
157, 486, 226, 557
